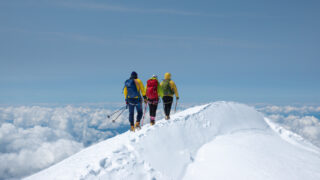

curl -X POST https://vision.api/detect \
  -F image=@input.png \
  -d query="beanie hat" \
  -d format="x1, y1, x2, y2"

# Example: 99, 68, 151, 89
131, 71, 138, 79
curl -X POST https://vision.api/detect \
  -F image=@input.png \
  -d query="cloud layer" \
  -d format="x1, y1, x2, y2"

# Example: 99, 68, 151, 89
0, 103, 192, 179
256, 105, 320, 147
60, 1, 206, 16
0, 105, 129, 179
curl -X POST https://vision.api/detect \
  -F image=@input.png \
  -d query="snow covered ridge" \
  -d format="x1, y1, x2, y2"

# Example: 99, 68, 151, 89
25, 102, 320, 180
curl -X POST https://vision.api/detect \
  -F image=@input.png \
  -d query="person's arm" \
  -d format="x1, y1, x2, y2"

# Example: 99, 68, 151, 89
170, 80, 179, 98
158, 82, 163, 98
124, 86, 128, 99
137, 79, 146, 96
145, 79, 148, 94
145, 83, 148, 98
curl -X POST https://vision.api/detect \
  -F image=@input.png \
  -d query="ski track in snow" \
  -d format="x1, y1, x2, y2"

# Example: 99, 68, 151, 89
25, 102, 320, 180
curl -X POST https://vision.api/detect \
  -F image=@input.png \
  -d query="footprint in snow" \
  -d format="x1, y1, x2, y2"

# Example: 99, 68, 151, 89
99, 158, 107, 168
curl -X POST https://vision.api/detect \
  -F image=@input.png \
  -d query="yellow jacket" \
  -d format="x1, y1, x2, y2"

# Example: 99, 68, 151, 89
124, 78, 146, 99
160, 73, 179, 98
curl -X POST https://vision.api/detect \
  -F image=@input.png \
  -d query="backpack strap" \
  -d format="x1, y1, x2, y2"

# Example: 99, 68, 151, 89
134, 79, 142, 100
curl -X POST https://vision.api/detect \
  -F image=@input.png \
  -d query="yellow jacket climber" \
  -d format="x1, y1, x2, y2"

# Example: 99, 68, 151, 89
161, 72, 179, 120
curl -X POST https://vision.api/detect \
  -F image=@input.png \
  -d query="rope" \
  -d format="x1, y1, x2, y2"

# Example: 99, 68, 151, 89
127, 102, 139, 106
162, 101, 173, 105
147, 100, 159, 105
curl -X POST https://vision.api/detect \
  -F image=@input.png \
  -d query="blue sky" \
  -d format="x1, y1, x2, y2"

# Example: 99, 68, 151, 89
0, 0, 319, 104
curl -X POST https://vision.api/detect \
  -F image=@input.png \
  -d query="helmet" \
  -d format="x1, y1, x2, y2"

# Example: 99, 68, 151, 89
152, 74, 158, 79
164, 72, 171, 80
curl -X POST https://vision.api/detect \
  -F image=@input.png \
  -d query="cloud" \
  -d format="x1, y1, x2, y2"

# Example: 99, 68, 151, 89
256, 105, 320, 114
59, 1, 207, 16
57, 1, 278, 19
136, 34, 266, 48
257, 105, 320, 147
2, 26, 265, 48
0, 123, 83, 179
0, 105, 127, 179
43, 31, 106, 43
0, 103, 191, 179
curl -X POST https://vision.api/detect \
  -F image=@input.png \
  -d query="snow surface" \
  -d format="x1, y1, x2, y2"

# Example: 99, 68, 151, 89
25, 102, 320, 180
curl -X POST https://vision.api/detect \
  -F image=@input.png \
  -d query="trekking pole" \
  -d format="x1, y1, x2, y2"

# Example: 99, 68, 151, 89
174, 99, 178, 113
111, 108, 127, 123
107, 106, 126, 118
141, 102, 148, 126
162, 100, 166, 117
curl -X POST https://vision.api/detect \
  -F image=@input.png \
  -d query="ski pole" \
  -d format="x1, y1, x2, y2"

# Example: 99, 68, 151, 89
141, 102, 148, 126
174, 99, 178, 113
112, 108, 127, 123
107, 106, 126, 118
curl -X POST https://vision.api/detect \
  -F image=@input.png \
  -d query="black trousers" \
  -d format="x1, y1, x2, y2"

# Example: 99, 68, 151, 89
162, 96, 173, 116
148, 99, 158, 117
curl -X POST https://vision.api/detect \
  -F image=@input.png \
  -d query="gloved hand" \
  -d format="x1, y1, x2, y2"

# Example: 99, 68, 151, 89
125, 99, 128, 105
143, 96, 148, 103
176, 97, 179, 100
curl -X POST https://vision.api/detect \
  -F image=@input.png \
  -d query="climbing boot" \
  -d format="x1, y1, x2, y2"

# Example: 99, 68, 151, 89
135, 122, 141, 130
150, 120, 155, 126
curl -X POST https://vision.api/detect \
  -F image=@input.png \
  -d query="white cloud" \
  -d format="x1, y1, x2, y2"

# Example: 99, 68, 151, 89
257, 105, 320, 147
256, 105, 320, 114
40, 31, 105, 44
0, 103, 192, 179
60, 1, 206, 16
0, 105, 127, 179
0, 123, 83, 179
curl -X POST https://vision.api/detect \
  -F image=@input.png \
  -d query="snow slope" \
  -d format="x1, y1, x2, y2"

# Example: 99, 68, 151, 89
25, 102, 320, 180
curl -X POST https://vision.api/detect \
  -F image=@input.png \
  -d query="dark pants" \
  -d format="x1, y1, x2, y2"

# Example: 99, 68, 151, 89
127, 98, 143, 126
162, 96, 173, 116
148, 99, 158, 117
